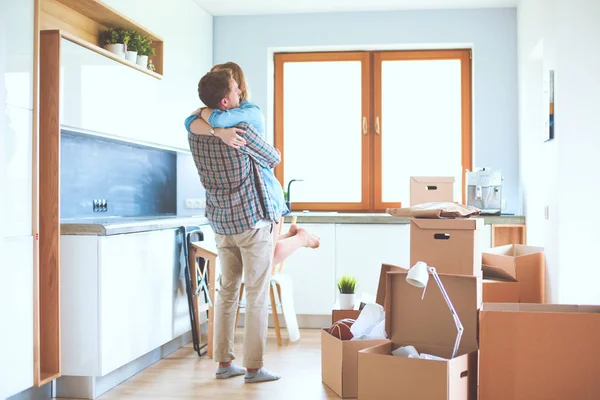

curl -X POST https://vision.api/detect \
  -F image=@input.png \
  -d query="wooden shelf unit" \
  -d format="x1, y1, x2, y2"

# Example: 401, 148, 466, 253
491, 224, 527, 247
39, 0, 164, 78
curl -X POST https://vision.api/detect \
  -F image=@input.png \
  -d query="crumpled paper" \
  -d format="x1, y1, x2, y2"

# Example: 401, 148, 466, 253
350, 303, 387, 340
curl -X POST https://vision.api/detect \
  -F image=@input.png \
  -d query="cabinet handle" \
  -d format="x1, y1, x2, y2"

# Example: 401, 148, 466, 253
375, 116, 380, 135
362, 116, 368, 135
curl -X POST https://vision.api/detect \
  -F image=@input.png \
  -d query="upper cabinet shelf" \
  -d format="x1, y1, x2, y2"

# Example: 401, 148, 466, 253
40, 0, 164, 78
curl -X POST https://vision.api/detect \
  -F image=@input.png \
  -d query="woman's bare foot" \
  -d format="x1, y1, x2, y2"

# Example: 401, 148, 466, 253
288, 224, 299, 236
297, 228, 321, 249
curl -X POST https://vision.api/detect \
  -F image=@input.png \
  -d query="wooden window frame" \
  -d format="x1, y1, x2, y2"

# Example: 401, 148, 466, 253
274, 49, 472, 213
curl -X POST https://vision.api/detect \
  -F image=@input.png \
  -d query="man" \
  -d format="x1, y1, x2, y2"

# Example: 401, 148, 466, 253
186, 68, 281, 383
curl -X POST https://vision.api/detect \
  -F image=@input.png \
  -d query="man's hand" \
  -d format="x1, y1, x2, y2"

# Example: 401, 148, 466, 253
215, 127, 247, 149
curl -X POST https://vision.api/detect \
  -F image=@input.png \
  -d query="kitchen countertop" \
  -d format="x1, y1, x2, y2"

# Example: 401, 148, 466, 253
284, 212, 525, 225
60, 215, 210, 236
60, 212, 525, 236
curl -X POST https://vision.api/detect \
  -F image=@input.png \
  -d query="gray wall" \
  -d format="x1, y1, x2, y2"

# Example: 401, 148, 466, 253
213, 8, 520, 214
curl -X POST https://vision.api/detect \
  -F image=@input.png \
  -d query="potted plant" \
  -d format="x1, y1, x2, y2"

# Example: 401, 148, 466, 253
99, 28, 130, 58
135, 35, 155, 69
126, 31, 142, 63
337, 275, 357, 310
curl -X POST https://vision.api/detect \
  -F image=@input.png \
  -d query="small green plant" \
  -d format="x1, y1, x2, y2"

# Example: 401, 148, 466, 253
127, 31, 143, 52
99, 28, 131, 46
337, 275, 357, 294
136, 35, 156, 57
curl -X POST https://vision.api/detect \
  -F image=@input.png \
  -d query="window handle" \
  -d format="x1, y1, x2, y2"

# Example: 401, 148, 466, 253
375, 116, 380, 135
362, 116, 368, 135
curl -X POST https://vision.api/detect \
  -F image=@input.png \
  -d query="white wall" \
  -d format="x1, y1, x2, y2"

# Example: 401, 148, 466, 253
213, 8, 521, 214
518, 0, 600, 304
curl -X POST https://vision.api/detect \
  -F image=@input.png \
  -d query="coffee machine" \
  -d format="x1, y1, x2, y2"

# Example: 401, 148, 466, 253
466, 168, 503, 215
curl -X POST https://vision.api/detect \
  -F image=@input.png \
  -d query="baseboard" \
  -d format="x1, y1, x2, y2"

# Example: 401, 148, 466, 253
55, 331, 193, 399
236, 313, 331, 329
6, 383, 52, 400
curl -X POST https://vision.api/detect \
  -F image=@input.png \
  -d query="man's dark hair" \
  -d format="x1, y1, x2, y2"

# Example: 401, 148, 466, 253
198, 68, 233, 109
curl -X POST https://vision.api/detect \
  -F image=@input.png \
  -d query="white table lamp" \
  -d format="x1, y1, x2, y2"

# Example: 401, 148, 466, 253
406, 261, 464, 359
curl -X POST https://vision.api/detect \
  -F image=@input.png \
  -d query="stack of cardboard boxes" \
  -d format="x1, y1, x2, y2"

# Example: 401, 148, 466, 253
322, 177, 600, 399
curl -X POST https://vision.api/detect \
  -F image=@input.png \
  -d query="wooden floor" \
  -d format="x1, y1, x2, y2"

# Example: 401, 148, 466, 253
55, 329, 338, 400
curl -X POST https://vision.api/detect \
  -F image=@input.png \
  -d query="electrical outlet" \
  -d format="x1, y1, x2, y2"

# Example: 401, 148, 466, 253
93, 199, 108, 212
185, 198, 206, 209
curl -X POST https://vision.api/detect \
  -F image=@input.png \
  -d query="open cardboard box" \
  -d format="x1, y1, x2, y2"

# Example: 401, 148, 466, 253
410, 176, 455, 206
479, 303, 600, 399
482, 279, 520, 303
482, 244, 545, 303
322, 264, 405, 398
411, 218, 483, 276
358, 271, 481, 400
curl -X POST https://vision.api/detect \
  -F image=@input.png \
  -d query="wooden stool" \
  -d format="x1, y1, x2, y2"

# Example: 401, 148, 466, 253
188, 242, 217, 358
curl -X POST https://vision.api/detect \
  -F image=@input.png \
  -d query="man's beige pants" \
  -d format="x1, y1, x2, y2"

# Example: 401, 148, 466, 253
213, 224, 274, 369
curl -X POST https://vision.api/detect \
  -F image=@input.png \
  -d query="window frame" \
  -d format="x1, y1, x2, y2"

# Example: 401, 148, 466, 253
274, 49, 472, 212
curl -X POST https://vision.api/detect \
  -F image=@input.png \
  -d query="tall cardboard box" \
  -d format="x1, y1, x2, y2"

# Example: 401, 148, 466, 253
358, 271, 481, 400
479, 303, 600, 400
481, 244, 545, 303
410, 176, 455, 206
322, 264, 405, 398
411, 218, 482, 276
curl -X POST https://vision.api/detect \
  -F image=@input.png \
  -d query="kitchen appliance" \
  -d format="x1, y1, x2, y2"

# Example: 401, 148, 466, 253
466, 168, 503, 215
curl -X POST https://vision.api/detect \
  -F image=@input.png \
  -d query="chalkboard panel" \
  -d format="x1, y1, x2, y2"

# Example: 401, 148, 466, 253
60, 130, 177, 219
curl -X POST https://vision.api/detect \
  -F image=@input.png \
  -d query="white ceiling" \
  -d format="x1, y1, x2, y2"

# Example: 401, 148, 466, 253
193, 0, 518, 16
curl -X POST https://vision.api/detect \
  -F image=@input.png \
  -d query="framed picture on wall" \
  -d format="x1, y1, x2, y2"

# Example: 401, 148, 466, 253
544, 70, 555, 142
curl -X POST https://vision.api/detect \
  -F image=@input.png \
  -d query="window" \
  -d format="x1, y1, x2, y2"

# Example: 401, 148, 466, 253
274, 49, 472, 212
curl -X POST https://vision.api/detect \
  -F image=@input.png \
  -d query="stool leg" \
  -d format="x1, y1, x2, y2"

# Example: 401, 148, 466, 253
269, 283, 282, 346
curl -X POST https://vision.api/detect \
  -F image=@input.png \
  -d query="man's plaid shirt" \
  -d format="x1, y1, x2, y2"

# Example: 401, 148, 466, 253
187, 122, 279, 235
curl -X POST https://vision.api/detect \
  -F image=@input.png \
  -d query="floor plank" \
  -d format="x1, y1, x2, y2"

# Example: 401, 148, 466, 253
54, 329, 338, 400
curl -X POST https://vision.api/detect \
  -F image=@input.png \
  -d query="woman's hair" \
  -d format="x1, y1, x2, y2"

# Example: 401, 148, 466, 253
211, 62, 250, 102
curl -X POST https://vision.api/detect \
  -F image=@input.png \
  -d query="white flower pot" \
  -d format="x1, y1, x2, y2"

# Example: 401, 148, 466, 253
125, 50, 138, 62
136, 55, 148, 68
104, 43, 125, 58
338, 293, 355, 310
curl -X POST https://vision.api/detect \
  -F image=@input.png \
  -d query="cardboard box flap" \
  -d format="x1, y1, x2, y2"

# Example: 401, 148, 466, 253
386, 271, 479, 351
483, 244, 544, 258
481, 303, 600, 314
482, 263, 518, 282
411, 176, 456, 184
376, 264, 407, 307
411, 218, 482, 231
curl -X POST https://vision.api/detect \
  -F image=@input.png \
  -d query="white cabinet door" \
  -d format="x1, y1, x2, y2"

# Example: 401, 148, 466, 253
0, 236, 34, 399
60, 38, 161, 147
2, 106, 32, 237
481, 224, 492, 249
0, 0, 34, 110
335, 224, 410, 301
98, 229, 179, 375
279, 223, 336, 315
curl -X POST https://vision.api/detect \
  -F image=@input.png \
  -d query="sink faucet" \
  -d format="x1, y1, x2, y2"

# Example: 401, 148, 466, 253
286, 179, 304, 211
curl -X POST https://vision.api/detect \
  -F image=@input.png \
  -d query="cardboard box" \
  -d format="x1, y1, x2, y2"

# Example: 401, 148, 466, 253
482, 279, 520, 303
358, 271, 481, 400
479, 303, 600, 400
482, 245, 545, 303
322, 264, 405, 398
332, 309, 361, 324
411, 218, 483, 276
410, 176, 455, 206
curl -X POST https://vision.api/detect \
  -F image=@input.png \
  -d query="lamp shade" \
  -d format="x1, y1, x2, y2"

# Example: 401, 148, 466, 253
406, 261, 430, 288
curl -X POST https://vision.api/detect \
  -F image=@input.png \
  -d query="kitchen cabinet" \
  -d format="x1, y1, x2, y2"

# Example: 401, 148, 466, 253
0, 236, 34, 399
2, 106, 33, 238
0, 0, 34, 110
279, 223, 337, 315
334, 224, 410, 299
60, 229, 189, 377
